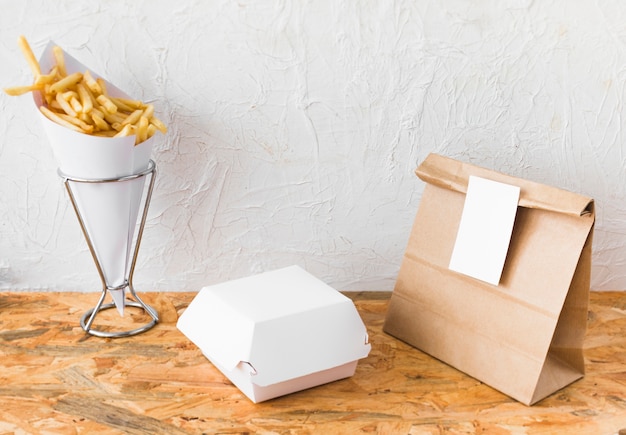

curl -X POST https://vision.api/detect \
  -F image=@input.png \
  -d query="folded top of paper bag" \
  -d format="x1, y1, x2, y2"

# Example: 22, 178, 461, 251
416, 153, 593, 217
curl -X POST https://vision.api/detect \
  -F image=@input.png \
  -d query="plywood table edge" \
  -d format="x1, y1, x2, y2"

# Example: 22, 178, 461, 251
0, 290, 624, 435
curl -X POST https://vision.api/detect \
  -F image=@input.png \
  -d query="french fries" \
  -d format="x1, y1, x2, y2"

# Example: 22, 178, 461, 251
4, 36, 167, 145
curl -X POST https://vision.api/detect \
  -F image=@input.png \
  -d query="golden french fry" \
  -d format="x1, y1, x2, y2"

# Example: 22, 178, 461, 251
146, 124, 157, 138
34, 67, 58, 85
3, 84, 44, 96
90, 107, 105, 118
96, 78, 107, 95
49, 72, 82, 94
82, 70, 102, 94
136, 116, 149, 144
17, 35, 40, 77
49, 100, 63, 111
110, 97, 143, 111
114, 124, 133, 137
55, 92, 77, 117
79, 80, 99, 106
121, 109, 143, 127
93, 130, 118, 137
69, 96, 82, 113
76, 84, 93, 113
57, 112, 94, 133
96, 94, 117, 113
52, 45, 66, 77
43, 84, 54, 105
40, 106, 83, 133
108, 97, 136, 112
142, 104, 154, 119
60, 90, 78, 100
150, 117, 167, 134
102, 111, 126, 126
91, 112, 111, 131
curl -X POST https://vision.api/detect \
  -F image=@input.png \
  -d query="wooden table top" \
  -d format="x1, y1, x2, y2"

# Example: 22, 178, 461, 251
0, 290, 625, 434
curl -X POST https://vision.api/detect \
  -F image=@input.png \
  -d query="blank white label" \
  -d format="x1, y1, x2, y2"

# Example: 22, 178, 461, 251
449, 175, 520, 285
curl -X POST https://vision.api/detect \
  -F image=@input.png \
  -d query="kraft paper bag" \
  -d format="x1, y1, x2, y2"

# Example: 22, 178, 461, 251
383, 153, 595, 405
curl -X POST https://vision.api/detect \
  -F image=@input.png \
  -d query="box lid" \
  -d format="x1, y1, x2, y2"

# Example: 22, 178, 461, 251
177, 265, 371, 387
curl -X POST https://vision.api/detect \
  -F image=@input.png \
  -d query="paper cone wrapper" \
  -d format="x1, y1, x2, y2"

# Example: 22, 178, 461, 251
34, 42, 155, 316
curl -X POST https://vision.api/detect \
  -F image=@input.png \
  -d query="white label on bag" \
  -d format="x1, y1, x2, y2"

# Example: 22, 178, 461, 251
449, 175, 520, 285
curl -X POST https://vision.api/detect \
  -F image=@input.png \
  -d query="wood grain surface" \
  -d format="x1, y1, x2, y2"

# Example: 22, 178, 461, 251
0, 290, 625, 434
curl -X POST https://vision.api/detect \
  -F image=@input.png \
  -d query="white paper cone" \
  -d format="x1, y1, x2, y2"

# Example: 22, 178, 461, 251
68, 173, 149, 316
35, 42, 155, 316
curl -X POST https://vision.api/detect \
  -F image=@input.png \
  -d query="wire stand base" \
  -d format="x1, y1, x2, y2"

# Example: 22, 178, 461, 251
60, 160, 159, 338
80, 283, 159, 338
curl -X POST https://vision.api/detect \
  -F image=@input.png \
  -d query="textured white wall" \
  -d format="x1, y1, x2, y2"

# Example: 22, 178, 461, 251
0, 0, 624, 292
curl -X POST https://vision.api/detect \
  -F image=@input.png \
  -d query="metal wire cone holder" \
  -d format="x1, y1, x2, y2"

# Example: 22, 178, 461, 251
58, 160, 159, 338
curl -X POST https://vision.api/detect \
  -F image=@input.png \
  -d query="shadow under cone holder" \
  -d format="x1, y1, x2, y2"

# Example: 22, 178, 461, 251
59, 160, 159, 338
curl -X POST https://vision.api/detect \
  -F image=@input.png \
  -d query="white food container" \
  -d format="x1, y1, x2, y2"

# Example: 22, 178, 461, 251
177, 265, 371, 403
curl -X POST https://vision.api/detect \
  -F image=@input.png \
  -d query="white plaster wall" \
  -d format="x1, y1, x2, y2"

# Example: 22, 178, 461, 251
0, 0, 624, 292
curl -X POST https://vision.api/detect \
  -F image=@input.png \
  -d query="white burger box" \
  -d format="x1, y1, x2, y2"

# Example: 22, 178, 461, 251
177, 265, 371, 403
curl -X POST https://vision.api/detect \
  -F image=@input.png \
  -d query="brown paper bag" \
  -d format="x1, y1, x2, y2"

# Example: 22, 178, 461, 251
383, 153, 595, 405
